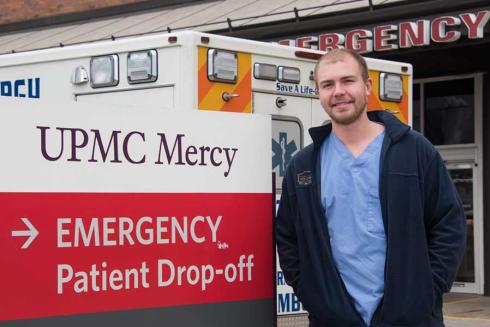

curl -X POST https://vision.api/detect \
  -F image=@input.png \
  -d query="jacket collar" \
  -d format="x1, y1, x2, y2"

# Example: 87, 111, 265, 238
309, 110, 410, 149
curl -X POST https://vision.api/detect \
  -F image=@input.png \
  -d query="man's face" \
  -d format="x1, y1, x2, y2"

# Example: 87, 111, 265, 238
316, 56, 372, 125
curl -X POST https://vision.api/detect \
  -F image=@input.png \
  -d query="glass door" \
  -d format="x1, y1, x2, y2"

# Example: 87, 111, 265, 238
414, 73, 484, 294
447, 162, 481, 293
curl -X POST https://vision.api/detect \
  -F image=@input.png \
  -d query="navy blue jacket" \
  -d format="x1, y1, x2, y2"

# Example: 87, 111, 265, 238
276, 111, 466, 327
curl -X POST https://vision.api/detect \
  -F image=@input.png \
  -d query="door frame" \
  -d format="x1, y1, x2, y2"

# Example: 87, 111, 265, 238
444, 160, 482, 294
414, 73, 484, 294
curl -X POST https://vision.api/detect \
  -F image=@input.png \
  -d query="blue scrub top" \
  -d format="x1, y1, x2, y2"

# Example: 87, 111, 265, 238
320, 131, 386, 325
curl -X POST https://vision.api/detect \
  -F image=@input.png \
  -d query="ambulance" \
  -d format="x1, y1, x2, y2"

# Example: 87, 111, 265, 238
0, 30, 412, 326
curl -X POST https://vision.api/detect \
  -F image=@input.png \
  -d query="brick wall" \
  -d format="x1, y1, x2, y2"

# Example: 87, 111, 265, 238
0, 0, 147, 25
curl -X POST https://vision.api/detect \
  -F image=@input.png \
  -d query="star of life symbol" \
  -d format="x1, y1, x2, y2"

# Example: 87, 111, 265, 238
272, 132, 298, 176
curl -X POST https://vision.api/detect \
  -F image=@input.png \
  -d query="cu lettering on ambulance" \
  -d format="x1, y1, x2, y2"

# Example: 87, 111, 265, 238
0, 78, 40, 99
36, 126, 248, 295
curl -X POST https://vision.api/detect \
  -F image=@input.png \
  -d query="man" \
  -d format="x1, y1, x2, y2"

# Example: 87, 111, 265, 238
275, 49, 466, 327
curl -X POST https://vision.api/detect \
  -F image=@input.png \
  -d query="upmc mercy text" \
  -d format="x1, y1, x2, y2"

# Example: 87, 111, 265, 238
37, 126, 239, 177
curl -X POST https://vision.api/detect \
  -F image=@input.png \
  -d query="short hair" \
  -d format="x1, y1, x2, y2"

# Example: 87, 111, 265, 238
314, 48, 369, 83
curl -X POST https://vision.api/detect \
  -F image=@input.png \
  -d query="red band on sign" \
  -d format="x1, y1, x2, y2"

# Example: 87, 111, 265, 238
0, 192, 273, 321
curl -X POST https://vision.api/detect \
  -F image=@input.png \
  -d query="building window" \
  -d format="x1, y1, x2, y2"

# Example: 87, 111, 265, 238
416, 78, 474, 145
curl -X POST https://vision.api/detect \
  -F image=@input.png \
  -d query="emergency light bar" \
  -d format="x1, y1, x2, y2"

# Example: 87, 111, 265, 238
254, 63, 277, 81
208, 49, 238, 83
380, 73, 403, 102
278, 66, 301, 84
90, 54, 119, 88
127, 49, 157, 84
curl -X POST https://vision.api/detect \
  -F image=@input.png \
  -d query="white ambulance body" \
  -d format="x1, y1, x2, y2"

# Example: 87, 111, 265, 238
0, 31, 412, 326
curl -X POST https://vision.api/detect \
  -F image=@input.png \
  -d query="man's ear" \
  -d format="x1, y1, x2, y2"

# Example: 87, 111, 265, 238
365, 78, 373, 96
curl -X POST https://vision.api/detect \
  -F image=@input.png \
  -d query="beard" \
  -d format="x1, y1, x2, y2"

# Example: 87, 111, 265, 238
326, 97, 367, 125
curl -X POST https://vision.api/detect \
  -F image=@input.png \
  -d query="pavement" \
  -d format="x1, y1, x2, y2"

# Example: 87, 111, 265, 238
277, 293, 490, 327
443, 293, 490, 327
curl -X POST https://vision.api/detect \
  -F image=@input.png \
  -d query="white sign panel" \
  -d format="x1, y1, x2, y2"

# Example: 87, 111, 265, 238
0, 103, 274, 327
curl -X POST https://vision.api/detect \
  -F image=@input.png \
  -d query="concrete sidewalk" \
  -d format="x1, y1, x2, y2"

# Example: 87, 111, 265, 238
444, 293, 490, 327
277, 293, 490, 327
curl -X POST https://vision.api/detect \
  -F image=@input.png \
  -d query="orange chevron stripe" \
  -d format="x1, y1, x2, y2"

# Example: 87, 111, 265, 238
368, 71, 409, 124
368, 96, 383, 110
198, 60, 214, 103
198, 47, 251, 113
368, 70, 384, 111
198, 48, 214, 104
221, 69, 252, 112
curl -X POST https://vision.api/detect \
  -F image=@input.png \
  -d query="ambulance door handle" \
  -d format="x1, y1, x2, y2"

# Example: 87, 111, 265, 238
276, 97, 287, 108
222, 92, 240, 102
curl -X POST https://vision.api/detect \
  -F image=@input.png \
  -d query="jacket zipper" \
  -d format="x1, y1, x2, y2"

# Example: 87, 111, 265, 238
377, 136, 392, 323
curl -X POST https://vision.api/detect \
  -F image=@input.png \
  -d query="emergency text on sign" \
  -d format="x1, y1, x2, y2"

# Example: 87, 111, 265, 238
57, 215, 222, 247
